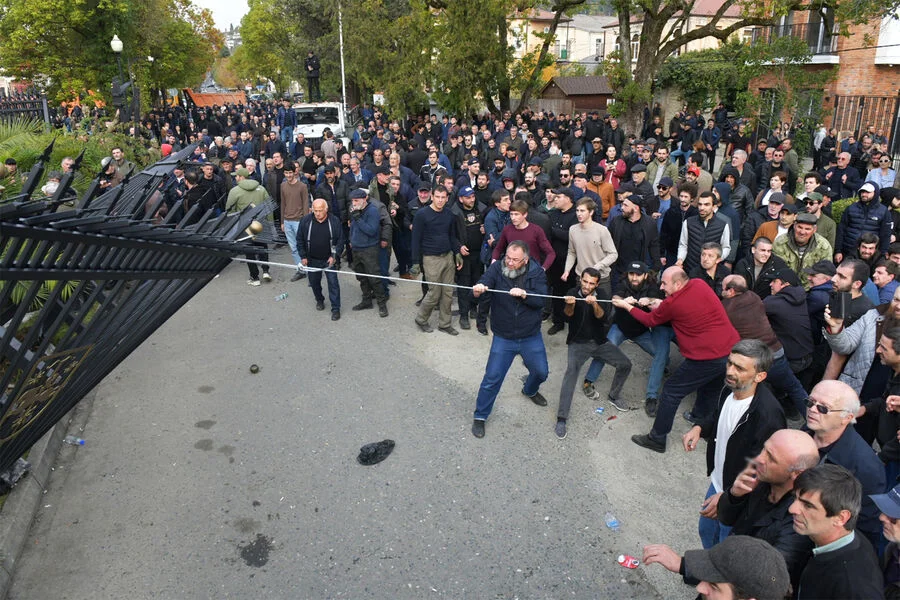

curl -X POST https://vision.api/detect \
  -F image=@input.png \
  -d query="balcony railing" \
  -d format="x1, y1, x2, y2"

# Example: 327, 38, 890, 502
750, 22, 838, 55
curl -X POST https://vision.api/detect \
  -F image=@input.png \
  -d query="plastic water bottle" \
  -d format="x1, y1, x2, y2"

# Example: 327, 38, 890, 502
63, 435, 85, 446
605, 511, 620, 531
274, 293, 288, 301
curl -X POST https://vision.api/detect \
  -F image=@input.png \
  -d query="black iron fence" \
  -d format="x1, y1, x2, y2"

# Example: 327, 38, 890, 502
0, 95, 50, 125
750, 22, 838, 55
831, 95, 900, 156
0, 145, 274, 474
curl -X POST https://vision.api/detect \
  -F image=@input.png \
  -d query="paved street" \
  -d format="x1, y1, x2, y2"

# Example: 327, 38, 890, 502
9, 248, 707, 599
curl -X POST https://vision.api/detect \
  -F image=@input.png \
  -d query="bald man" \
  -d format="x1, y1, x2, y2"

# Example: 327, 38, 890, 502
645, 431, 818, 590
612, 266, 739, 452
714, 429, 821, 589
298, 198, 344, 320
804, 380, 885, 547
823, 151, 862, 199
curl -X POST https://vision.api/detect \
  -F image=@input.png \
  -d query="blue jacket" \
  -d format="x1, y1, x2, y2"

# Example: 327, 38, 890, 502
835, 189, 892, 254
478, 258, 548, 340
349, 202, 381, 249
482, 206, 511, 264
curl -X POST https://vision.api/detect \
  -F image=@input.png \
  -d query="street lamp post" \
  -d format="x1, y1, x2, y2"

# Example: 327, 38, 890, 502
110, 34, 124, 83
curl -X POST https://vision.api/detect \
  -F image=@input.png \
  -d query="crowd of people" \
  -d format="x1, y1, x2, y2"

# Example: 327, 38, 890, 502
83, 98, 900, 598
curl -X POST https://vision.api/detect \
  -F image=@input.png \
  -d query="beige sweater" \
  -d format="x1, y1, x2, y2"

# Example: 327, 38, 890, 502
565, 222, 618, 279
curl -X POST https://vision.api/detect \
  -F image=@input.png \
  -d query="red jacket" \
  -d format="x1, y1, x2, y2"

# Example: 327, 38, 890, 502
629, 279, 739, 360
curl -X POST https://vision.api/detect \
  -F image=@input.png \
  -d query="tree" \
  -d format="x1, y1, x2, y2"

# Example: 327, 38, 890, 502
601, 0, 898, 134
0, 0, 221, 104
512, 0, 587, 111
233, 0, 292, 94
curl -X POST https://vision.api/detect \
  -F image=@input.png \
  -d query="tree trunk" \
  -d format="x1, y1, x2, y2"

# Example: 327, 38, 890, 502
497, 13, 511, 112
514, 1, 585, 113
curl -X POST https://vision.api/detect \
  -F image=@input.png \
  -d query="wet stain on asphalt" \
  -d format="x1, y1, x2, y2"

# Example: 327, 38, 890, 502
234, 517, 260, 534
194, 420, 216, 429
238, 533, 273, 567
197, 385, 215, 393
194, 439, 214, 451
217, 445, 234, 456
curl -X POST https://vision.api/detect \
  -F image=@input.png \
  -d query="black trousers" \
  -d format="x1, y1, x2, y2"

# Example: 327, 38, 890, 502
245, 241, 270, 279
352, 245, 386, 305
455, 256, 483, 315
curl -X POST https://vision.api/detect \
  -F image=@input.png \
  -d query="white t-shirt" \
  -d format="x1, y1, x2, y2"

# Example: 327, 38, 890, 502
711, 393, 752, 493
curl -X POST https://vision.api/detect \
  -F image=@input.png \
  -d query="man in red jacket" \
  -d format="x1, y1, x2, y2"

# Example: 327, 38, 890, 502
612, 267, 739, 452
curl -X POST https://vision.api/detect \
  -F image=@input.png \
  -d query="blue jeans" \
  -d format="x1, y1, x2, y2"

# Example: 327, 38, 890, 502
283, 220, 302, 267
586, 325, 673, 400
474, 333, 548, 421
306, 259, 341, 311
670, 148, 692, 166
280, 126, 293, 144
698, 482, 732, 549
765, 354, 809, 414
650, 356, 727, 443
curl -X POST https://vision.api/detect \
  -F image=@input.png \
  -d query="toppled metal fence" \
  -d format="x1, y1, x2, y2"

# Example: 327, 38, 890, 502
0, 144, 273, 474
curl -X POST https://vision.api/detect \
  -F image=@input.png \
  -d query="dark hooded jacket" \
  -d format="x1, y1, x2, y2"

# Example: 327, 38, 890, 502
764, 285, 814, 360
835, 181, 892, 254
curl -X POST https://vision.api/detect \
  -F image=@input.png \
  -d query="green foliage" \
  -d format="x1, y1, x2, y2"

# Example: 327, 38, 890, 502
0, 121, 154, 200
233, 0, 293, 94
830, 197, 856, 225
657, 39, 754, 111
0, 0, 222, 105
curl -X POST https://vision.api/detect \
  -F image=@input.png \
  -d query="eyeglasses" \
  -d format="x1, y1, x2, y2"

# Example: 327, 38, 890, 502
657, 185, 669, 190
804, 200, 820, 205
806, 399, 850, 415
881, 159, 892, 164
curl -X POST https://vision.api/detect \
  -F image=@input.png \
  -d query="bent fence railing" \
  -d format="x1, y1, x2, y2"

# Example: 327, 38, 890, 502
0, 145, 273, 474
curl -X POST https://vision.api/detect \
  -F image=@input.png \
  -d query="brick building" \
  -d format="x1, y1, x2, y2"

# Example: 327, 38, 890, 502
749, 8, 900, 152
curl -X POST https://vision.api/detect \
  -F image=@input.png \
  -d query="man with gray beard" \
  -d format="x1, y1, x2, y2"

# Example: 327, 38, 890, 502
471, 241, 550, 438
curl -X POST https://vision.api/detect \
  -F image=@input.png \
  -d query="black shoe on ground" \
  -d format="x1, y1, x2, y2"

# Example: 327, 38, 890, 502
682, 410, 702, 425
439, 326, 459, 336
547, 323, 565, 336
644, 398, 658, 418
415, 319, 433, 333
541, 311, 552, 321
469, 308, 478, 319
477, 324, 488, 336
459, 316, 471, 330
291, 271, 306, 282
415, 298, 424, 307
472, 419, 485, 438
525, 391, 548, 406
316, 300, 325, 311
378, 304, 389, 318
632, 433, 666, 453
393, 265, 400, 272
352, 301, 373, 311
331, 311, 341, 321
387, 280, 397, 286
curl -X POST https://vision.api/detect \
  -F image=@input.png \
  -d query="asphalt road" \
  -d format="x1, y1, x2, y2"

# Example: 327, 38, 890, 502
8, 248, 708, 599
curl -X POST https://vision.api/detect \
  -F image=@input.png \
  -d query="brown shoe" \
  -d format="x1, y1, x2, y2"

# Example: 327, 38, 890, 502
399, 273, 415, 280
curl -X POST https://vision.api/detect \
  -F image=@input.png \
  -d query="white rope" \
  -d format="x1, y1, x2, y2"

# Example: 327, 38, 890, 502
231, 257, 613, 302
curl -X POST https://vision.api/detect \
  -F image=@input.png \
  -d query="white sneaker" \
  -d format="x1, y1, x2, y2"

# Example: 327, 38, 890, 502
247, 279, 261, 286
262, 272, 272, 282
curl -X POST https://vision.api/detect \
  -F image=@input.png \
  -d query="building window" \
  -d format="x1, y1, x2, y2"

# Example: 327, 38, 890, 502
596, 37, 605, 59
631, 34, 640, 61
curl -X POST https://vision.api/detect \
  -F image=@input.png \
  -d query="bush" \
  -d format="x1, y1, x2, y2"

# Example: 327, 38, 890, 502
830, 197, 855, 224
0, 121, 155, 200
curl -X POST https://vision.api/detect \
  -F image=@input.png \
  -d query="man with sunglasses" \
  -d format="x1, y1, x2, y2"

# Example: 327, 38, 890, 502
652, 176, 674, 232
803, 380, 885, 547
801, 191, 836, 248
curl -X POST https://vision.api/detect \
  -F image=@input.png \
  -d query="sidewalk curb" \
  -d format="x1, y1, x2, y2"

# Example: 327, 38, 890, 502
0, 392, 95, 599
